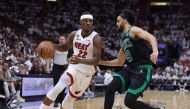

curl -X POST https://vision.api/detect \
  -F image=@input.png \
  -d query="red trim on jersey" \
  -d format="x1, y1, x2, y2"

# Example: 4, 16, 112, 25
67, 72, 73, 85
69, 90, 79, 98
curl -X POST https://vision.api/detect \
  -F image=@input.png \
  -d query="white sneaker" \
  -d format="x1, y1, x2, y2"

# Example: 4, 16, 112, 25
12, 99, 17, 103
9, 103, 17, 108
17, 96, 25, 103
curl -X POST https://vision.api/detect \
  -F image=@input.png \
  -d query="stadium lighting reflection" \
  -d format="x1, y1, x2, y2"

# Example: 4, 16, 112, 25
150, 2, 171, 6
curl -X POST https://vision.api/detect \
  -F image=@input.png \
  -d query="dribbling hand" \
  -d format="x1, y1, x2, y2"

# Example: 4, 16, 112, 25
69, 55, 80, 64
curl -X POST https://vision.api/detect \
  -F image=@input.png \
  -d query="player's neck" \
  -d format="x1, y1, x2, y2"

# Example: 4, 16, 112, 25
125, 24, 132, 32
81, 30, 93, 38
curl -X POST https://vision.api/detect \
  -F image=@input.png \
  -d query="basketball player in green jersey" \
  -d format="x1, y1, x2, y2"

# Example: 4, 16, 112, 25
99, 9, 165, 109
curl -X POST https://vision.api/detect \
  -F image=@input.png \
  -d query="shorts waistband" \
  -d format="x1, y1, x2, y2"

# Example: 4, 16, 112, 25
136, 64, 153, 69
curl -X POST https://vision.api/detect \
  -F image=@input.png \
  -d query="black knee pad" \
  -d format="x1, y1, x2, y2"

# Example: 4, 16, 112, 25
124, 93, 137, 108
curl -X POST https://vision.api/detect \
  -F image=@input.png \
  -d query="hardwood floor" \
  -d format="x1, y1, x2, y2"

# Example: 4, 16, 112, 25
73, 91, 190, 109
24, 90, 190, 109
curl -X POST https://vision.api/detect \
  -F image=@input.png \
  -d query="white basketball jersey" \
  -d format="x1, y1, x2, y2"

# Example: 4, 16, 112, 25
71, 29, 97, 76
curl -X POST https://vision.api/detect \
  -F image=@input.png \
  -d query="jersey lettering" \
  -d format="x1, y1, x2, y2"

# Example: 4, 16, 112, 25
120, 34, 133, 62
78, 50, 87, 58
120, 38, 133, 50
124, 49, 133, 62
75, 42, 90, 58
75, 42, 90, 51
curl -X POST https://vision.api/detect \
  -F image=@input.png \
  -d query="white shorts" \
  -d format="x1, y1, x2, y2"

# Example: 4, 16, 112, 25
62, 65, 93, 98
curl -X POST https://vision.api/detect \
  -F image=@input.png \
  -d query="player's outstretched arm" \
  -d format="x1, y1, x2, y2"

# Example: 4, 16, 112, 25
99, 48, 126, 66
131, 26, 158, 64
54, 31, 76, 52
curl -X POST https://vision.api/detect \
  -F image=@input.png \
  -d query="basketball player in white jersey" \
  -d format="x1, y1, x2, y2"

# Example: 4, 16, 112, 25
46, 35, 68, 107
39, 12, 102, 109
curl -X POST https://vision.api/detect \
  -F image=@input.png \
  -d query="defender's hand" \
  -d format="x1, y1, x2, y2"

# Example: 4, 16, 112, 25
150, 50, 158, 64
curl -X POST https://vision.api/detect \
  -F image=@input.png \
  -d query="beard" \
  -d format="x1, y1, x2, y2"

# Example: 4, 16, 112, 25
118, 25, 125, 33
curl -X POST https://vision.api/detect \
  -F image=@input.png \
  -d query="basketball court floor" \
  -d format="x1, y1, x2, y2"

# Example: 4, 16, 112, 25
23, 90, 190, 109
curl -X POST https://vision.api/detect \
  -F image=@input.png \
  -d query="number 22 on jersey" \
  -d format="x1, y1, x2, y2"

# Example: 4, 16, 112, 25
78, 50, 87, 58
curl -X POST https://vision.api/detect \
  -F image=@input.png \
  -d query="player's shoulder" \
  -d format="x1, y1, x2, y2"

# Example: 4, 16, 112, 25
93, 30, 101, 37
68, 31, 77, 41
130, 26, 145, 37
70, 31, 77, 36
93, 33, 102, 45
130, 26, 143, 32
94, 33, 102, 40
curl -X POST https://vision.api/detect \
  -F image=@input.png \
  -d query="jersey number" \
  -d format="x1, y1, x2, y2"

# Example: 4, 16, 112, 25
78, 50, 87, 58
125, 50, 133, 62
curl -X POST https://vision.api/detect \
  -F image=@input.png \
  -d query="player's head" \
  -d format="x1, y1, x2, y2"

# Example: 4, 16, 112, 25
117, 9, 135, 32
59, 35, 66, 44
80, 12, 93, 32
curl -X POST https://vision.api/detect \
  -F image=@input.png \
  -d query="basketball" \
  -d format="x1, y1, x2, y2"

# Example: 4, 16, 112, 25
35, 41, 55, 59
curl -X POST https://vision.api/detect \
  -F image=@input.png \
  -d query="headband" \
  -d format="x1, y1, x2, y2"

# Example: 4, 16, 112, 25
80, 14, 93, 20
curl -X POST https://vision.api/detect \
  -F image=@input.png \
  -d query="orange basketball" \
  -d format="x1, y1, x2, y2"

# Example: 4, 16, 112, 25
35, 41, 55, 59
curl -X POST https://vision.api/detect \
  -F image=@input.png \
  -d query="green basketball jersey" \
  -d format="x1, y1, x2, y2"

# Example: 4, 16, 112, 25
119, 27, 152, 67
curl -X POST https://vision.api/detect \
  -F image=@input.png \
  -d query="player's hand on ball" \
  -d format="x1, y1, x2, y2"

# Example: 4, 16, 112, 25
69, 55, 80, 64
35, 41, 55, 59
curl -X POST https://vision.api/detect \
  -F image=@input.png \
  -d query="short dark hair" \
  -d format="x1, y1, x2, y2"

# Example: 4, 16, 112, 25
2, 60, 9, 66
60, 35, 66, 37
119, 9, 136, 25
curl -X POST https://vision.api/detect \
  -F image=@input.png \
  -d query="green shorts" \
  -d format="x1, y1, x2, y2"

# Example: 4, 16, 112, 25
113, 65, 153, 96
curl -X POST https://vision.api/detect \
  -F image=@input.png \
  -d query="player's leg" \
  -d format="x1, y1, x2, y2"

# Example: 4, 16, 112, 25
39, 72, 73, 109
53, 65, 67, 106
52, 64, 60, 106
104, 77, 122, 109
104, 69, 130, 109
61, 91, 77, 109
61, 80, 78, 109
61, 73, 91, 109
125, 93, 161, 109
124, 66, 162, 109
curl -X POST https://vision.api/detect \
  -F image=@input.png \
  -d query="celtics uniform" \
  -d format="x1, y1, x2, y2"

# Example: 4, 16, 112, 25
114, 26, 153, 96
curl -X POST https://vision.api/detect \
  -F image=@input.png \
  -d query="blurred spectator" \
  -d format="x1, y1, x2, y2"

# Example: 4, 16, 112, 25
7, 66, 25, 102
0, 61, 16, 99
104, 69, 114, 85
0, 61, 25, 102
177, 79, 188, 91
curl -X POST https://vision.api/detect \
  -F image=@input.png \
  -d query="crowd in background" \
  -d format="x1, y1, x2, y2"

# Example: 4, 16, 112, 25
0, 0, 190, 91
